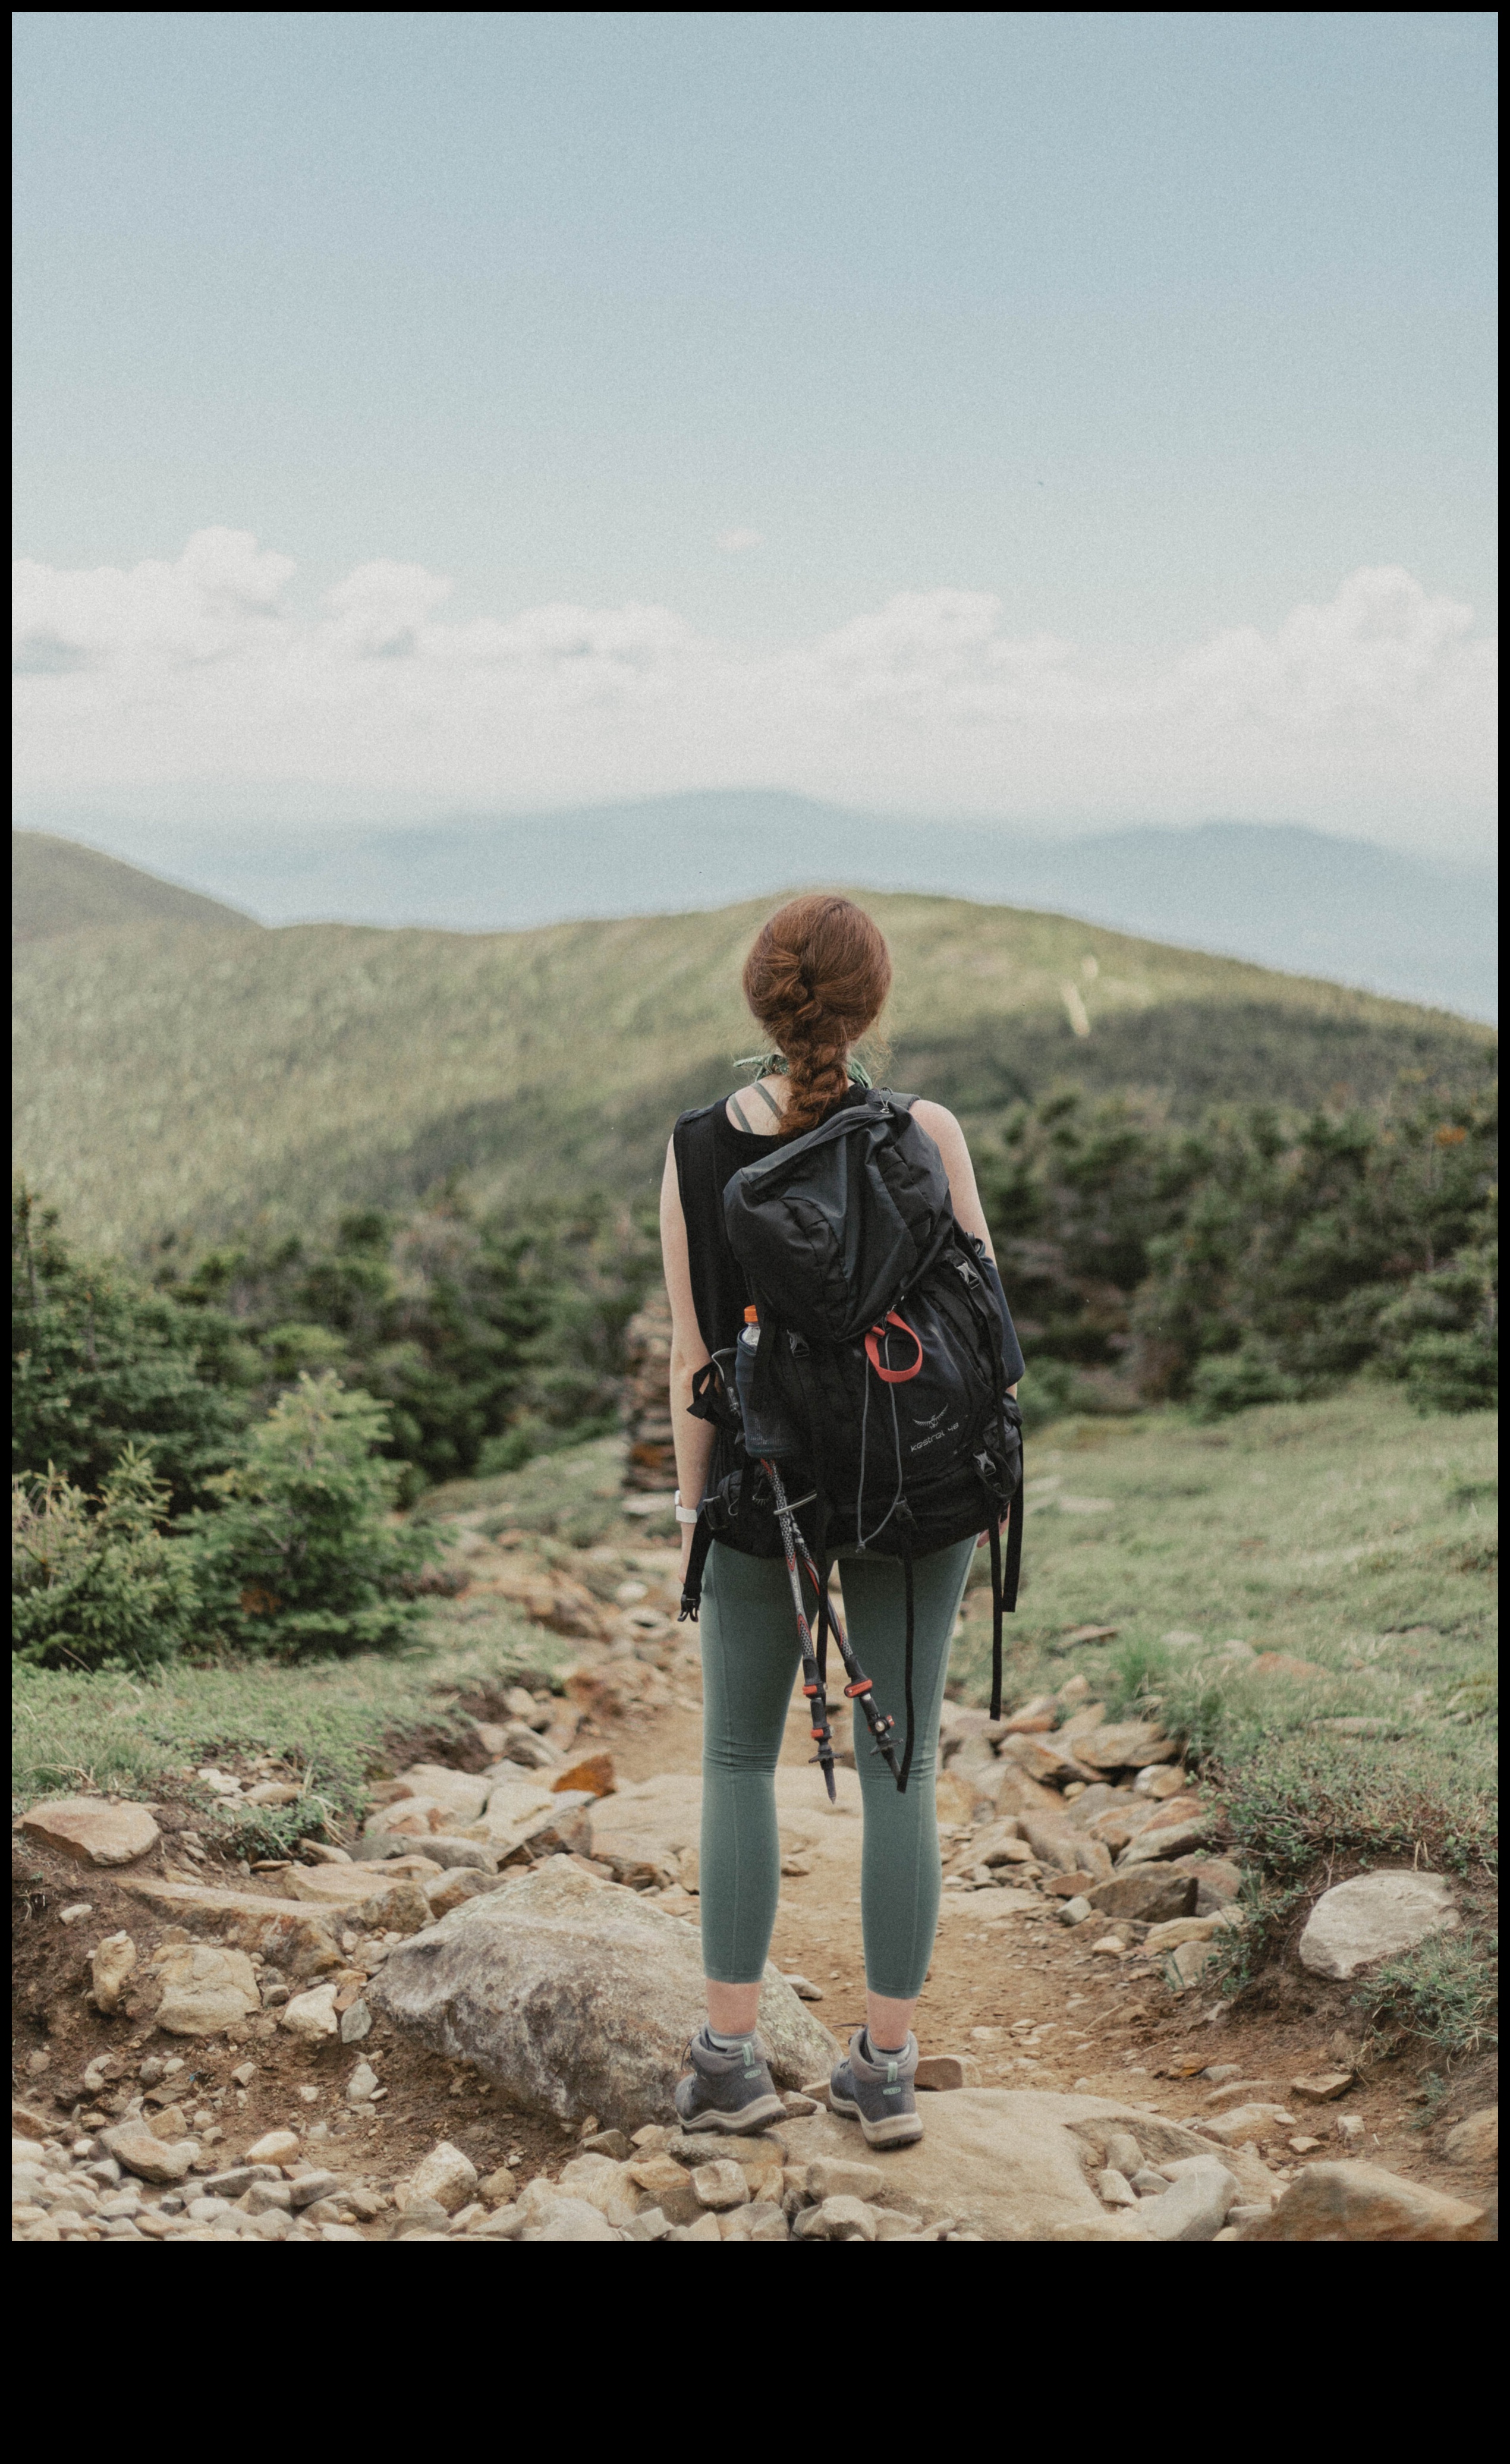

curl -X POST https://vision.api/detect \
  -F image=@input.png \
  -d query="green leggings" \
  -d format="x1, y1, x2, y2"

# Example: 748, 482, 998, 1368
698, 1534, 976, 2000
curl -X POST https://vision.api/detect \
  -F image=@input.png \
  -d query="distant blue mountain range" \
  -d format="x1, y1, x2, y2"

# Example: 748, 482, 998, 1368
18, 796, 1497, 1020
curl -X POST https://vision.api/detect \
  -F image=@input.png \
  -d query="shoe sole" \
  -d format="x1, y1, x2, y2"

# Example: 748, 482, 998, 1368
677, 2094, 787, 2134
829, 2088, 924, 2148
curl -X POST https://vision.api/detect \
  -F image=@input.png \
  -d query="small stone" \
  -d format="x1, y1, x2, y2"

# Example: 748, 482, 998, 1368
559, 2153, 643, 2227
1168, 1940, 1215, 1988
794, 2194, 880, 2242
59, 1902, 95, 1926
407, 2139, 478, 2214
246, 2129, 300, 2165
1290, 2071, 1355, 2104
1288, 2136, 1324, 2155
914, 2054, 979, 2091
1086, 1869, 1198, 1924
805, 2154, 886, 2203
1089, 1936, 1126, 1957
1241, 2161, 1489, 2241
153, 1942, 261, 2035
1095, 2168, 1138, 2208
21, 1798, 161, 1867
524, 2192, 621, 2242
245, 2179, 294, 2214
196, 2166, 259, 2199
339, 1999, 373, 2044
1130, 2166, 1170, 2196
1058, 1897, 1093, 1926
627, 2153, 700, 2224
1138, 2157, 1238, 2242
99, 2123, 196, 2184
1444, 2108, 1498, 2167
581, 2128, 634, 2160
1135, 1765, 1191, 1800
552, 1753, 616, 1798
1198, 2103, 1294, 2145
1297, 1871, 1459, 1981
281, 1981, 340, 2040
666, 2210, 722, 2243
425, 1868, 498, 1919
781, 1974, 825, 2000
693, 2158, 751, 2211
345, 2062, 380, 2104
1100, 2130, 1143, 2179
1335, 2114, 1365, 2147
390, 2198, 453, 2238
1146, 1915, 1222, 1954
285, 2168, 345, 2208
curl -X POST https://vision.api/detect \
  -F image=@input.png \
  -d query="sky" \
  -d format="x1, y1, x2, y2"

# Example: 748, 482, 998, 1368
11, 12, 1499, 857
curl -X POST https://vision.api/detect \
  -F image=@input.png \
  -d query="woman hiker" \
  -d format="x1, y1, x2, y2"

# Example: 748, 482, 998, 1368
660, 893, 1024, 2147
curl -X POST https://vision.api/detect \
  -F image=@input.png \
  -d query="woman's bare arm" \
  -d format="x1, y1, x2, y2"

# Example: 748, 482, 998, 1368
660, 1138, 717, 1572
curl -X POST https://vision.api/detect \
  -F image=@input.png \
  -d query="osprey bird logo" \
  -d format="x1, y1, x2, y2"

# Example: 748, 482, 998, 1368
912, 1405, 950, 1430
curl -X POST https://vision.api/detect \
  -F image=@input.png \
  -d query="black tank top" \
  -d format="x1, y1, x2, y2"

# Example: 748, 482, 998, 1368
672, 1084, 870, 1360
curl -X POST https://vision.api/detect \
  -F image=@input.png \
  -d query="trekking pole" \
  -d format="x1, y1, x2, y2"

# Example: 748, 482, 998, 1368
791, 1531, 903, 1787
762, 1459, 838, 1802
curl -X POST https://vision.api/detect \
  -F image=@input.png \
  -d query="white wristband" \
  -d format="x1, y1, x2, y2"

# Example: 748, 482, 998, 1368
674, 1490, 700, 1525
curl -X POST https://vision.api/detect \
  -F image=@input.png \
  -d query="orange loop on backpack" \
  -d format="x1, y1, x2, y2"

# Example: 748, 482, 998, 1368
864, 1311, 924, 1383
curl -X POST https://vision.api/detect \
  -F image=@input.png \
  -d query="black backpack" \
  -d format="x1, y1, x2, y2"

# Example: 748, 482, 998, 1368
680, 1090, 1023, 1789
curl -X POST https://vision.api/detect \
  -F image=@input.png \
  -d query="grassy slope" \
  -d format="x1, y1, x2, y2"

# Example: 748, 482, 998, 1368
12, 830, 256, 942
14, 886, 1492, 1253
19, 1392, 1495, 1843
953, 1386, 1497, 1881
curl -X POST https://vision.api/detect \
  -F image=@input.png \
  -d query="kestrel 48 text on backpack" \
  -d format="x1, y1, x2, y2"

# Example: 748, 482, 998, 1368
661, 893, 1025, 2147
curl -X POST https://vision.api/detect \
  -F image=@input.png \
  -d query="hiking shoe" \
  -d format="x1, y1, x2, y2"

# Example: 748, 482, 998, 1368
829, 2027, 923, 2148
674, 2028, 787, 2133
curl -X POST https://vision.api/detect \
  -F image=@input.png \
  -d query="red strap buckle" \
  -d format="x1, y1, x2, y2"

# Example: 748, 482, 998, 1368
864, 1311, 924, 1383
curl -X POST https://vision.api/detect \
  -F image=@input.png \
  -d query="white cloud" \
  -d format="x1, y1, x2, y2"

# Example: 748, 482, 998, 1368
11, 534, 1498, 854
715, 527, 763, 553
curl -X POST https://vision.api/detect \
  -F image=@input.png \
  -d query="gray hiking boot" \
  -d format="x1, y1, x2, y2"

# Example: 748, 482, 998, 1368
674, 2027, 787, 2134
829, 2028, 923, 2148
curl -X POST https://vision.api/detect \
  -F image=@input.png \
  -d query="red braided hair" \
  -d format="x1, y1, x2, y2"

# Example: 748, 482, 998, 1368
741, 895, 892, 1135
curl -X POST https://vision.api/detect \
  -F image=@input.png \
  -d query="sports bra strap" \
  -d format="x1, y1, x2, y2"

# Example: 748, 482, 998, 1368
746, 1077, 785, 1122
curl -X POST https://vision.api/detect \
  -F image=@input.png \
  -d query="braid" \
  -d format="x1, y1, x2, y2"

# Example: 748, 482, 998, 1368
741, 895, 892, 1136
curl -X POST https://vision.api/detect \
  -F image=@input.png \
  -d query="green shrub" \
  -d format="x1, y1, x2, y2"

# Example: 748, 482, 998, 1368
1189, 1341, 1301, 1421
183, 1373, 438, 1659
1374, 1246, 1499, 1414
13, 1185, 253, 1511
12, 1447, 200, 1673
160, 1193, 659, 1495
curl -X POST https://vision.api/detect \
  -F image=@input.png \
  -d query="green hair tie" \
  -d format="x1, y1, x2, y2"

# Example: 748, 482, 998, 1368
734, 1050, 873, 1088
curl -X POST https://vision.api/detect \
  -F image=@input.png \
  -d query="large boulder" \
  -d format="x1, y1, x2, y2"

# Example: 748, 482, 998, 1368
775, 2092, 1275, 2240
1239, 2161, 1489, 2242
369, 1856, 838, 2131
21, 1797, 159, 1867
1297, 1871, 1459, 1980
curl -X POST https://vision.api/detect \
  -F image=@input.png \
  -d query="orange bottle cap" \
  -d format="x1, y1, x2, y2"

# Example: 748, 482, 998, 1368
744, 1305, 759, 1323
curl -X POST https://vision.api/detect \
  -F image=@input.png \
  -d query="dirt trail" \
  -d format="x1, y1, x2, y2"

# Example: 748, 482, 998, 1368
12, 1535, 1493, 2231
600, 1554, 1493, 2204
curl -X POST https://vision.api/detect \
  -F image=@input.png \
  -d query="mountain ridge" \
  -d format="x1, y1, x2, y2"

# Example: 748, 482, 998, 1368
12, 853, 1493, 1256
14, 800, 1496, 1019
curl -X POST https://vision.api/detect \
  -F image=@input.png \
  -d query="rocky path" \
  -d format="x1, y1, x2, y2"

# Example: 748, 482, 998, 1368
12, 1534, 1497, 2243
